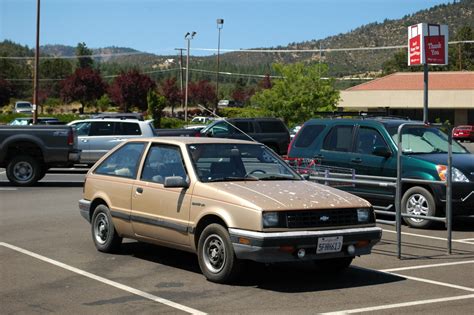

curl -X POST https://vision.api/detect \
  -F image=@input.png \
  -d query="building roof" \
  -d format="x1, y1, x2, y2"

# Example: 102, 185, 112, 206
346, 71, 474, 91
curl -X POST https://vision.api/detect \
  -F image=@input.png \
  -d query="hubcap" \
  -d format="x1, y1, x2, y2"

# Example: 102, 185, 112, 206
406, 193, 429, 223
203, 234, 226, 273
94, 213, 109, 245
13, 161, 33, 182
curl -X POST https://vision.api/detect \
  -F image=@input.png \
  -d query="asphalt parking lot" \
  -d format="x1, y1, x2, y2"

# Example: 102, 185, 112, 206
1, 165, 473, 314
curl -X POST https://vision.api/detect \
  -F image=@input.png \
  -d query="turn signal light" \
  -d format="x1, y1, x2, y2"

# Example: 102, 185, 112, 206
238, 237, 251, 245
279, 245, 295, 253
356, 240, 370, 248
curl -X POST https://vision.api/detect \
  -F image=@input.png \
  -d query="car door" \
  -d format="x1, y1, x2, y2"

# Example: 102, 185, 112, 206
131, 144, 192, 246
319, 124, 355, 171
88, 121, 118, 163
71, 121, 92, 162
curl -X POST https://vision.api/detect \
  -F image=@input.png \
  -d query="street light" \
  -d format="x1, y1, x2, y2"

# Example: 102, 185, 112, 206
184, 31, 196, 122
216, 18, 224, 111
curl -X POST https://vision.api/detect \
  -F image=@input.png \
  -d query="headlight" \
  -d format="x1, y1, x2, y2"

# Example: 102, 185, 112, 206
262, 212, 279, 228
436, 165, 470, 182
357, 208, 370, 223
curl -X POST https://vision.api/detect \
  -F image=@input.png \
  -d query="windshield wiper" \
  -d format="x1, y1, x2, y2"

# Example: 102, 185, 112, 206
259, 175, 297, 181
208, 176, 259, 182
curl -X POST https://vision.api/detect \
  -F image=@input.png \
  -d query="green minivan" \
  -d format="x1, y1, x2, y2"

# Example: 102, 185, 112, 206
288, 118, 474, 228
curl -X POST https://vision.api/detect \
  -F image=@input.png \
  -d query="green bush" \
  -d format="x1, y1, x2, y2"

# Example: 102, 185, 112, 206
159, 117, 186, 129
218, 107, 270, 118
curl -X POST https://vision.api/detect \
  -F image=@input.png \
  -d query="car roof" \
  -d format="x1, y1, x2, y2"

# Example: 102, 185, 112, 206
125, 137, 260, 146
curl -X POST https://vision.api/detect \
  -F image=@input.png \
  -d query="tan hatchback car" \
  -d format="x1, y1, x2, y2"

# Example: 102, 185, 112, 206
79, 137, 382, 283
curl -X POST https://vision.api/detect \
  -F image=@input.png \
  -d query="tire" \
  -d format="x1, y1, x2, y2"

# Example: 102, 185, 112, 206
197, 224, 241, 283
91, 204, 122, 253
315, 257, 353, 271
6, 155, 41, 186
401, 186, 437, 229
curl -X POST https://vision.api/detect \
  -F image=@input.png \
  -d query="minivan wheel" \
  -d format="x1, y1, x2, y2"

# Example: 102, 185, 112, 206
197, 224, 241, 283
91, 204, 122, 252
6, 155, 41, 186
401, 186, 436, 229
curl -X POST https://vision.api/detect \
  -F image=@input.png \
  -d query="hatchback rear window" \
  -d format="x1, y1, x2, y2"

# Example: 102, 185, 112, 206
294, 125, 325, 148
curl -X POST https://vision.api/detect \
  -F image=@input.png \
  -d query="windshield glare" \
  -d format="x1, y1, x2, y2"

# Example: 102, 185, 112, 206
388, 126, 467, 154
188, 143, 301, 182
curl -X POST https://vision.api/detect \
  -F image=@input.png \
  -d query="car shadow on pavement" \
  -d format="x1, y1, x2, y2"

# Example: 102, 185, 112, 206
118, 241, 404, 292
0, 181, 84, 188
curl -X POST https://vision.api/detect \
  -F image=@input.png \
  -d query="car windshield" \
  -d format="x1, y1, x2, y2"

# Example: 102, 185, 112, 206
16, 103, 31, 108
10, 119, 30, 125
387, 125, 467, 154
188, 143, 301, 182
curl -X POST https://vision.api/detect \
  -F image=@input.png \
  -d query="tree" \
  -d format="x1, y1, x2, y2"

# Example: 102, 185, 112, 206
0, 79, 13, 107
231, 78, 255, 105
188, 80, 216, 109
251, 63, 339, 125
40, 58, 73, 98
109, 69, 155, 112
258, 74, 272, 90
160, 77, 181, 116
147, 90, 167, 128
60, 68, 106, 113
449, 26, 473, 71
76, 42, 94, 69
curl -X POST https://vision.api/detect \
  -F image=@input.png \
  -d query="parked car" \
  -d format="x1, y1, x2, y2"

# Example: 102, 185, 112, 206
190, 116, 214, 124
14, 101, 33, 114
79, 137, 381, 283
200, 117, 290, 155
9, 117, 63, 125
155, 128, 203, 137
91, 112, 144, 121
0, 125, 80, 185
67, 118, 156, 164
217, 100, 243, 108
288, 118, 474, 228
453, 125, 474, 142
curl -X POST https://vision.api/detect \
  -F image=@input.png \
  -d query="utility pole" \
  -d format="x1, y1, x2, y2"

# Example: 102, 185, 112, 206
175, 48, 185, 110
216, 18, 224, 111
184, 32, 196, 122
33, 0, 41, 124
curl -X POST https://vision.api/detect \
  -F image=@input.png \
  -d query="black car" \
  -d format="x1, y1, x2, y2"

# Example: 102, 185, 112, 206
200, 117, 290, 155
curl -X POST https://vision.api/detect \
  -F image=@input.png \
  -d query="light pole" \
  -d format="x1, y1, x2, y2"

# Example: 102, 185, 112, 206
33, 0, 41, 124
184, 31, 196, 122
216, 19, 224, 111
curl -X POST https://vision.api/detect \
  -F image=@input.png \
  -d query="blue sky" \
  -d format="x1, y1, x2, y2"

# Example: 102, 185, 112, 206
1, 0, 451, 56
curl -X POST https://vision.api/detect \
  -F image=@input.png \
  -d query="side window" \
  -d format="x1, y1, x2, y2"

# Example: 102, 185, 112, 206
89, 122, 115, 136
73, 122, 91, 136
323, 125, 354, 152
356, 127, 388, 155
117, 122, 141, 136
141, 145, 187, 184
210, 122, 232, 136
95, 143, 145, 178
294, 125, 325, 148
258, 121, 286, 133
234, 121, 254, 133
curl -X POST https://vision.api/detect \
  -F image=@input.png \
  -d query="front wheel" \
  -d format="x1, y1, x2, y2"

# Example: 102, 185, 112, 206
197, 224, 241, 283
401, 186, 437, 229
91, 204, 122, 252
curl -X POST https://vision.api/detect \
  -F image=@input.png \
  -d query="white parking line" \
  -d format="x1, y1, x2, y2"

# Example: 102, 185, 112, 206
386, 272, 474, 292
380, 260, 474, 272
0, 171, 6, 175
320, 294, 474, 314
0, 188, 18, 191
0, 242, 206, 315
382, 229, 474, 245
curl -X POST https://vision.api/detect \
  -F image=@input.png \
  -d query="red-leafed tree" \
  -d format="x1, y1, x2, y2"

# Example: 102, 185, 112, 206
109, 69, 156, 112
60, 68, 106, 113
189, 80, 216, 109
160, 77, 181, 116
0, 79, 13, 108
258, 74, 272, 90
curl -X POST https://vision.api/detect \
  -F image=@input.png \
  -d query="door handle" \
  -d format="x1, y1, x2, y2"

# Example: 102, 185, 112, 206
351, 158, 362, 164
81, 139, 88, 143
136, 187, 143, 194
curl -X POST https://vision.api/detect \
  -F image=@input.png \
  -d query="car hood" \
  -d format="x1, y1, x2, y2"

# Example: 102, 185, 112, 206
194, 180, 371, 211
411, 153, 474, 178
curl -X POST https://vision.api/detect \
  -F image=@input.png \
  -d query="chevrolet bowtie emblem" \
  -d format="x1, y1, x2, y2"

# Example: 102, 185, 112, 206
320, 215, 330, 222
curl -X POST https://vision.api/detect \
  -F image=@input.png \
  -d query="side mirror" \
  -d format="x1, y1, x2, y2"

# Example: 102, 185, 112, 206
164, 176, 189, 188
372, 146, 392, 158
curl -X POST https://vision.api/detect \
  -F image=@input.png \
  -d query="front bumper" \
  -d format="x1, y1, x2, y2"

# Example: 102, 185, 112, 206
432, 183, 474, 215
79, 199, 91, 222
229, 226, 382, 263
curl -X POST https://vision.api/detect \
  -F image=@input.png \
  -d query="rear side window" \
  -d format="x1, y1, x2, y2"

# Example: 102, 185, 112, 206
258, 121, 287, 133
95, 142, 146, 178
294, 125, 325, 148
323, 125, 354, 152
117, 122, 141, 135
89, 122, 115, 136
73, 122, 91, 136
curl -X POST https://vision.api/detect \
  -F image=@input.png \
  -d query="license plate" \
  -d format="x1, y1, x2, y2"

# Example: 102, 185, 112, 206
317, 236, 343, 254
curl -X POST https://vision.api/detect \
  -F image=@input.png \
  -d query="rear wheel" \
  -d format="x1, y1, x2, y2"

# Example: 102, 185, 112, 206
6, 155, 41, 186
91, 204, 122, 253
197, 224, 241, 283
401, 186, 436, 229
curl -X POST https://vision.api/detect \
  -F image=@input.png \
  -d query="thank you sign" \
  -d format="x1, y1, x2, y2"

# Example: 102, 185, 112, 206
408, 23, 448, 66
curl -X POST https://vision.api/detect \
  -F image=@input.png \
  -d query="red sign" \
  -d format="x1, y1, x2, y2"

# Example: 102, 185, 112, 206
425, 35, 446, 64
409, 35, 421, 65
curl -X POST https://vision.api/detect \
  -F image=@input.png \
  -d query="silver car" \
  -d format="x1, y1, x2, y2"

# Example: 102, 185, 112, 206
68, 118, 156, 164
